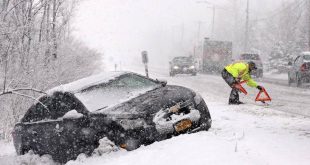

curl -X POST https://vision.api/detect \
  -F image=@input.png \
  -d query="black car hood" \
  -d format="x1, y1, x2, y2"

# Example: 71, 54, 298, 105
96, 85, 194, 119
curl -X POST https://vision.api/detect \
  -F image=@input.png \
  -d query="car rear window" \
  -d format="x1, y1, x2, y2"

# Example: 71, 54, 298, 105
74, 74, 160, 112
304, 55, 310, 60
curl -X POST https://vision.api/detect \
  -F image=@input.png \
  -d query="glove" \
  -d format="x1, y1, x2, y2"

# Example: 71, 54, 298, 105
235, 77, 241, 83
257, 85, 263, 91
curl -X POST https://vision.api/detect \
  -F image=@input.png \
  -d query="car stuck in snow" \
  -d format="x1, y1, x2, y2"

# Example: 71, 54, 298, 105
12, 71, 212, 163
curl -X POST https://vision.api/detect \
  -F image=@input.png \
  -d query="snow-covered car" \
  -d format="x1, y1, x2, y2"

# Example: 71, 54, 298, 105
288, 52, 310, 87
240, 53, 263, 78
169, 56, 197, 76
12, 72, 212, 163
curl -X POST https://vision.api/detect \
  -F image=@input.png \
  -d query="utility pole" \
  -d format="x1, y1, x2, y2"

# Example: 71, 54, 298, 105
212, 6, 215, 39
196, 1, 216, 39
244, 0, 249, 52
233, 0, 239, 56
197, 21, 201, 42
308, 0, 310, 50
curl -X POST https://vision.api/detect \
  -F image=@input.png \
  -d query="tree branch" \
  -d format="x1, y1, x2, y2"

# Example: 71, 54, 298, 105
10, 91, 49, 111
0, 88, 47, 97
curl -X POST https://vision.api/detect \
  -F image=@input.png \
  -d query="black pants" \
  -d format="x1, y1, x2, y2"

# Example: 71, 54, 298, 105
221, 69, 239, 103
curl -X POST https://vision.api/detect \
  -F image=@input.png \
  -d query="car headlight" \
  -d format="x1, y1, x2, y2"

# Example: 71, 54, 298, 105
194, 93, 203, 105
190, 66, 195, 69
173, 66, 179, 69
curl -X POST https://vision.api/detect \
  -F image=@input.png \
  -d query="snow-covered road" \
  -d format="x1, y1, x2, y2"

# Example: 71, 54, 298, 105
0, 68, 310, 165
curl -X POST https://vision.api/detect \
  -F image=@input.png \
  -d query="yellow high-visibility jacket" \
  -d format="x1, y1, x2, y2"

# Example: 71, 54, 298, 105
225, 62, 258, 87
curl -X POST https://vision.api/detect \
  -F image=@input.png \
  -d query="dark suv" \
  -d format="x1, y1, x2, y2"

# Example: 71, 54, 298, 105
169, 56, 197, 76
288, 52, 310, 87
240, 53, 263, 78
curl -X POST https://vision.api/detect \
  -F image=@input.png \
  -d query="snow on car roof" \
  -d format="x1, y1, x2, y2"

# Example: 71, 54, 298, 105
301, 51, 310, 55
47, 71, 128, 94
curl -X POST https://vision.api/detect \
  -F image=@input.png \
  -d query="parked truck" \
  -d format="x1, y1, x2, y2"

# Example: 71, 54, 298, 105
202, 38, 232, 73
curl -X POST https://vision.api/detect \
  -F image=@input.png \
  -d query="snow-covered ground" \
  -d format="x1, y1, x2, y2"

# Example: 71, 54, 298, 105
0, 67, 310, 165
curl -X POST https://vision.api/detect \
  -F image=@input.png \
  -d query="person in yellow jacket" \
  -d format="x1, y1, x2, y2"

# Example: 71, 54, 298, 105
222, 61, 263, 104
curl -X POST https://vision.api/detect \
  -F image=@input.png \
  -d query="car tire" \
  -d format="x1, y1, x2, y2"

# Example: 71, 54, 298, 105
192, 72, 197, 76
297, 74, 302, 87
123, 138, 141, 151
197, 102, 212, 131
288, 74, 293, 86
170, 72, 175, 77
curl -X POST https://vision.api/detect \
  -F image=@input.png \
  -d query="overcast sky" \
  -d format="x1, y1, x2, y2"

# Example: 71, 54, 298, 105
72, 0, 287, 70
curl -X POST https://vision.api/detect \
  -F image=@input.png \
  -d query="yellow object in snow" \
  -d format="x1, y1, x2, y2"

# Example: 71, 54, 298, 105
225, 62, 258, 87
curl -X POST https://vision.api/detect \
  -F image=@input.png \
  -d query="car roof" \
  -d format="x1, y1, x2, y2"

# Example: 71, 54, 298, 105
47, 71, 129, 94
301, 52, 310, 56
173, 56, 191, 59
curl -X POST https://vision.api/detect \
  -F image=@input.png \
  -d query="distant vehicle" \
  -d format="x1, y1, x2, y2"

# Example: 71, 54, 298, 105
169, 56, 197, 76
202, 38, 232, 73
239, 53, 264, 78
12, 72, 212, 163
288, 52, 310, 87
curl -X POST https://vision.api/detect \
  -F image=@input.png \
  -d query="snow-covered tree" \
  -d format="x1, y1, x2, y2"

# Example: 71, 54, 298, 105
0, 0, 102, 140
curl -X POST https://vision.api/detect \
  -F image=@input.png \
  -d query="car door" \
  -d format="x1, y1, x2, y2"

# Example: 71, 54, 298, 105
291, 56, 300, 81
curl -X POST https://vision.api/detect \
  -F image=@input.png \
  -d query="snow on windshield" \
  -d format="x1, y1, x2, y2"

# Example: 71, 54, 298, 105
48, 72, 125, 94
74, 74, 160, 112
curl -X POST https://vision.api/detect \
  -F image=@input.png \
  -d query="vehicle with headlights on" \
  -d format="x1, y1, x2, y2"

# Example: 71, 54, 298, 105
12, 72, 212, 163
169, 56, 197, 76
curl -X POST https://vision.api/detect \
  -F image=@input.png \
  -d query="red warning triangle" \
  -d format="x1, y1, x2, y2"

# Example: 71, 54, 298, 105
233, 80, 248, 95
255, 88, 272, 102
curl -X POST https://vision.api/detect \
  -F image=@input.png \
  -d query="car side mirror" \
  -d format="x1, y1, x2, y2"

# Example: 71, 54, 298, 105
156, 79, 167, 87
288, 61, 292, 66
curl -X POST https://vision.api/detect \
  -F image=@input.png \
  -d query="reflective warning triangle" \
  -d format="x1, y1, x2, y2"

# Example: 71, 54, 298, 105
233, 80, 248, 95
255, 88, 272, 102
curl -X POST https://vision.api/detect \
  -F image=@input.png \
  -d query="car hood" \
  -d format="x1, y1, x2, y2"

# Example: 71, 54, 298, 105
172, 62, 194, 66
94, 85, 194, 119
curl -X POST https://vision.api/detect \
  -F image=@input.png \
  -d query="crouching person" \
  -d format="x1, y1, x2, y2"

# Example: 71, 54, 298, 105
222, 61, 263, 105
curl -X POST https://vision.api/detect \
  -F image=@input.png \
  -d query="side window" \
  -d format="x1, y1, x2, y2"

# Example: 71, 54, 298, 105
22, 92, 84, 122
22, 96, 52, 122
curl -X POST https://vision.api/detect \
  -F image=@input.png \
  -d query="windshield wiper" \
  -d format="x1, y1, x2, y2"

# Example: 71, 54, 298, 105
94, 106, 108, 112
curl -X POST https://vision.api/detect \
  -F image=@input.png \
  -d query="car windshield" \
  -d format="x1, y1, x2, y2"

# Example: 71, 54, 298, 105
241, 54, 260, 60
173, 57, 193, 64
74, 74, 160, 112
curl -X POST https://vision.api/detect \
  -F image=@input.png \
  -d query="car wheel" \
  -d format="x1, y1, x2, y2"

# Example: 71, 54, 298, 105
122, 138, 141, 151
297, 74, 302, 87
288, 74, 292, 86
192, 72, 197, 76
170, 72, 175, 77
198, 106, 212, 131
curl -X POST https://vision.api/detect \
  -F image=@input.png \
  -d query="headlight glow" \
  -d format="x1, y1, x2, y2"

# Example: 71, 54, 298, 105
190, 65, 195, 69
173, 66, 179, 69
